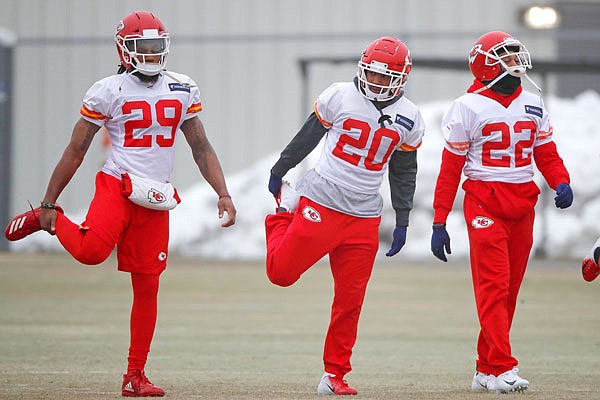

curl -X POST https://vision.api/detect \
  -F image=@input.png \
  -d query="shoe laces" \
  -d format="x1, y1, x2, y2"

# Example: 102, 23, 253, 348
331, 376, 350, 388
27, 200, 38, 219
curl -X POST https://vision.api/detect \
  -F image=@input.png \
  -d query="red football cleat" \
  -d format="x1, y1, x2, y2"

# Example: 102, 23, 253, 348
4, 204, 64, 241
582, 258, 600, 282
121, 370, 165, 397
317, 373, 358, 395
582, 239, 600, 282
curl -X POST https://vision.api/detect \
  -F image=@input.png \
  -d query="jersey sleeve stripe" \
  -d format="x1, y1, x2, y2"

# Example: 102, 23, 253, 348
313, 101, 332, 128
537, 126, 553, 140
80, 105, 109, 120
186, 102, 202, 114
400, 141, 421, 151
447, 141, 470, 151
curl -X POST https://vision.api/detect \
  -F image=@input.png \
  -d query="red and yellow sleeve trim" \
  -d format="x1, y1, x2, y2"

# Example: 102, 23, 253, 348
400, 141, 422, 152
80, 105, 109, 121
537, 126, 553, 140
447, 141, 470, 152
186, 102, 202, 114
313, 101, 332, 128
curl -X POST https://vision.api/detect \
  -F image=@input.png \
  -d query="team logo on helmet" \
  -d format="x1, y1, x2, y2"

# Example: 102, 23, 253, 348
116, 19, 124, 34
302, 206, 321, 222
471, 216, 494, 229
469, 44, 482, 64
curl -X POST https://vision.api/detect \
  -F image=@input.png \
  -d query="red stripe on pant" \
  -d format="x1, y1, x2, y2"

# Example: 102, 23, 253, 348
265, 198, 380, 378
463, 194, 534, 376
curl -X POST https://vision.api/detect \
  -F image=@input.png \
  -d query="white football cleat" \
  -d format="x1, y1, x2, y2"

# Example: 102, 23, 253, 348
471, 371, 492, 392
277, 180, 300, 213
487, 367, 529, 393
317, 372, 358, 395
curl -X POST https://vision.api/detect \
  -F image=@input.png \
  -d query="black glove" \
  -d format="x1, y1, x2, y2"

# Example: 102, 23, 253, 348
386, 225, 407, 257
554, 182, 573, 209
431, 224, 451, 262
268, 173, 283, 197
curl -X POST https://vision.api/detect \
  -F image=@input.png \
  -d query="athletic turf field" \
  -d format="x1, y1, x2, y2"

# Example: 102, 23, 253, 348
0, 252, 598, 399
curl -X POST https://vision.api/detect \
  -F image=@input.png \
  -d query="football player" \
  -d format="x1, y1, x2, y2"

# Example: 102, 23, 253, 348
430, 31, 572, 393
4, 11, 236, 397
265, 37, 425, 395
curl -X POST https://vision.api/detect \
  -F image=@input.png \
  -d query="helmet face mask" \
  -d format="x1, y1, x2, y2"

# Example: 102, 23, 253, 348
357, 37, 412, 102
115, 11, 170, 76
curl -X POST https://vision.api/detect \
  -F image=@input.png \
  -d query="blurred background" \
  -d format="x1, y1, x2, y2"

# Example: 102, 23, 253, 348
1, 0, 599, 259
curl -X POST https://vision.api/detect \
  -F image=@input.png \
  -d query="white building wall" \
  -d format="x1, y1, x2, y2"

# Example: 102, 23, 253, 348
0, 0, 557, 214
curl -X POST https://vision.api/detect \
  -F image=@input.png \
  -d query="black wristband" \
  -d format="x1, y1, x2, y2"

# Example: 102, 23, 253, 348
41, 202, 56, 209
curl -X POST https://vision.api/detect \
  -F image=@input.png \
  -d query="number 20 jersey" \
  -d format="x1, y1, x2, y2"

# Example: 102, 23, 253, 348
313, 82, 425, 195
442, 90, 553, 183
80, 72, 202, 183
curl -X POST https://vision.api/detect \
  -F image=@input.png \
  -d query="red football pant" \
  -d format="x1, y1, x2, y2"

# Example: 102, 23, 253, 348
53, 172, 165, 373
128, 273, 160, 371
265, 197, 380, 378
463, 194, 534, 376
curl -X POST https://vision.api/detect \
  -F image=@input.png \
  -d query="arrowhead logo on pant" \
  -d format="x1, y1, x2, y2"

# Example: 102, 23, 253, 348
148, 188, 166, 204
472, 216, 494, 229
302, 206, 321, 222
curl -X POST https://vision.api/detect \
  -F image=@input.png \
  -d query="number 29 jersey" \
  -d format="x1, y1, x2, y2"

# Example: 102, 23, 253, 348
313, 82, 425, 195
80, 72, 202, 183
442, 90, 553, 183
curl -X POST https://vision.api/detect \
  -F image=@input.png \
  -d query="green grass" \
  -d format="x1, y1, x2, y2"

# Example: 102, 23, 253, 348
0, 252, 598, 399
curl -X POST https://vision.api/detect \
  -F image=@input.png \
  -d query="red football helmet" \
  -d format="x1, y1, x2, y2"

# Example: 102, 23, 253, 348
468, 31, 531, 82
115, 11, 170, 76
357, 37, 412, 101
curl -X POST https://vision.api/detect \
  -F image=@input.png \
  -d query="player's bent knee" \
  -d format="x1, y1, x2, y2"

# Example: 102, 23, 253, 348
266, 266, 298, 287
72, 250, 111, 265
69, 239, 113, 265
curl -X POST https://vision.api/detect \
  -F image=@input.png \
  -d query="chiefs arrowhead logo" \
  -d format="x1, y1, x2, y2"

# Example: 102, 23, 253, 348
302, 206, 321, 222
471, 216, 494, 229
148, 188, 166, 204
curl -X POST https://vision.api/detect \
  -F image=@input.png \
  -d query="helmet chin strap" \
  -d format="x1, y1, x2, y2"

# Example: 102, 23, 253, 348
523, 73, 542, 93
473, 70, 509, 94
473, 69, 542, 95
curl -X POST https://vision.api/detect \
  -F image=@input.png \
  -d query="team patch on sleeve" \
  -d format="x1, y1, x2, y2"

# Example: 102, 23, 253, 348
395, 114, 414, 130
169, 83, 191, 93
80, 105, 109, 121
186, 102, 202, 114
525, 105, 543, 118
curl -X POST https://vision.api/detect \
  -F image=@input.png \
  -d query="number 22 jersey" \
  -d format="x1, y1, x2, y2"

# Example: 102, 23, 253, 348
442, 89, 552, 183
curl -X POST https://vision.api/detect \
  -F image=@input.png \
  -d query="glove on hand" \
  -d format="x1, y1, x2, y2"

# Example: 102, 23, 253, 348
268, 173, 283, 197
554, 182, 573, 209
386, 225, 407, 257
431, 224, 451, 262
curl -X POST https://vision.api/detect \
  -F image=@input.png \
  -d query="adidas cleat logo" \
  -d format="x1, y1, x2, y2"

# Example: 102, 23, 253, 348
124, 382, 134, 392
8, 216, 27, 235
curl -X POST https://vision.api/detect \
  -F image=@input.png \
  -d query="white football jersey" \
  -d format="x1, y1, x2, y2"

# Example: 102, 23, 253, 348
442, 90, 553, 183
314, 82, 425, 194
80, 72, 202, 183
